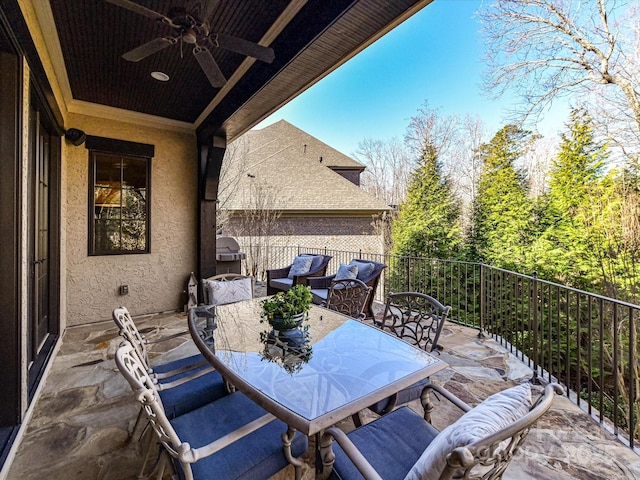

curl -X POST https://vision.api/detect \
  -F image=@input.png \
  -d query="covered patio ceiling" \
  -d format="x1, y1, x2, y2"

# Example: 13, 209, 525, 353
26, 0, 434, 142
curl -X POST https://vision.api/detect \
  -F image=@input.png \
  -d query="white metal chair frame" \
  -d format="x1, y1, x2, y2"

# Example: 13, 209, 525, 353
115, 341, 298, 480
112, 306, 212, 386
320, 383, 564, 480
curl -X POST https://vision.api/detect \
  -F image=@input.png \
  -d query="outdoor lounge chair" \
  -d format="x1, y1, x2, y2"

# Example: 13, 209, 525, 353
266, 253, 332, 295
308, 259, 386, 319
115, 341, 308, 480
320, 382, 563, 480
365, 292, 452, 416
323, 278, 372, 319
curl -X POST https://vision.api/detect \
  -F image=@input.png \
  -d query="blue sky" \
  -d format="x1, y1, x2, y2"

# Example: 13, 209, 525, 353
255, 0, 570, 156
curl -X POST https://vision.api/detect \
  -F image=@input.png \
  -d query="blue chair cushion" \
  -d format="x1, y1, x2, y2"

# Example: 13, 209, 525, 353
349, 261, 374, 281
172, 392, 308, 480
302, 254, 324, 272
328, 406, 438, 480
310, 288, 328, 305
153, 353, 208, 377
368, 377, 431, 415
270, 277, 293, 291
157, 361, 229, 419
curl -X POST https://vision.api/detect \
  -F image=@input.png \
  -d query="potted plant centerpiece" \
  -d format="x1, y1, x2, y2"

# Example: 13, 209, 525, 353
260, 285, 313, 331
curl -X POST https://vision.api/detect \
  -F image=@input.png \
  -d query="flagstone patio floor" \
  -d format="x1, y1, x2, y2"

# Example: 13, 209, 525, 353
5, 285, 640, 479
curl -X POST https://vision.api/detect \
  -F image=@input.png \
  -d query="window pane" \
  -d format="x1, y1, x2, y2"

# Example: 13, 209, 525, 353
122, 157, 146, 221
121, 220, 146, 251
91, 151, 149, 255
93, 219, 121, 253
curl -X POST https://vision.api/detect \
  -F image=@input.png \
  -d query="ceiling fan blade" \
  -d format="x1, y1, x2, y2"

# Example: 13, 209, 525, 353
104, 0, 169, 22
212, 33, 275, 64
193, 46, 227, 88
122, 37, 176, 62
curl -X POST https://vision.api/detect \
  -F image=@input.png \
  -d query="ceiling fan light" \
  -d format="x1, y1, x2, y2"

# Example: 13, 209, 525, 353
183, 29, 197, 44
151, 71, 170, 81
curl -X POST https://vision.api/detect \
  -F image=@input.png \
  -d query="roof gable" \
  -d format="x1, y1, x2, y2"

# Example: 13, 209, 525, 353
220, 122, 389, 213
247, 120, 365, 169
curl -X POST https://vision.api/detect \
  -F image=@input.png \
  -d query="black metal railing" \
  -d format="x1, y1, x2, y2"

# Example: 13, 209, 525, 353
240, 244, 640, 450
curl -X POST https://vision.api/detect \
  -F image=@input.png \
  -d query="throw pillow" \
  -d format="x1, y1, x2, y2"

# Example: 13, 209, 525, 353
205, 277, 253, 306
335, 263, 358, 280
288, 255, 314, 279
302, 254, 324, 272
349, 260, 375, 281
404, 383, 533, 480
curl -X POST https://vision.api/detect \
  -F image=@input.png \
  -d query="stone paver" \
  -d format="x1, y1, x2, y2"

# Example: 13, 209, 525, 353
5, 289, 640, 479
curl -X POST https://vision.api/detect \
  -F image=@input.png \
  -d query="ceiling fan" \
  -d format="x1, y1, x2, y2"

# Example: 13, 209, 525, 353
105, 0, 275, 88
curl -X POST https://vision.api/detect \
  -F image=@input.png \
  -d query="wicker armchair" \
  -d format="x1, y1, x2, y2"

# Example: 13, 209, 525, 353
266, 254, 331, 295
308, 259, 386, 319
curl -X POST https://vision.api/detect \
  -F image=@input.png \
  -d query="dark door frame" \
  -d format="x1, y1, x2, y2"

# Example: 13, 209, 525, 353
0, 1, 63, 466
0, 35, 22, 431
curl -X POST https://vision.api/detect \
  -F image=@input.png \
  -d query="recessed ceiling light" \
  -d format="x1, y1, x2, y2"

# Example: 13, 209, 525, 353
151, 71, 170, 82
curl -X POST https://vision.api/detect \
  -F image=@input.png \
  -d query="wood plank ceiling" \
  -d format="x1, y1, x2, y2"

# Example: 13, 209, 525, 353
41, 0, 433, 142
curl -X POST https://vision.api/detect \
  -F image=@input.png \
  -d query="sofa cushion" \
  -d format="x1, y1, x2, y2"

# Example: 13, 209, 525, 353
335, 263, 358, 280
302, 254, 324, 272
204, 277, 253, 306
288, 255, 314, 279
349, 260, 374, 281
404, 383, 532, 480
270, 277, 293, 291
310, 288, 328, 305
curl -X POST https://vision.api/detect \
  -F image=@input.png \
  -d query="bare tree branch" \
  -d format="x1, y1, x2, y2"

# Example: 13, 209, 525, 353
480, 0, 640, 159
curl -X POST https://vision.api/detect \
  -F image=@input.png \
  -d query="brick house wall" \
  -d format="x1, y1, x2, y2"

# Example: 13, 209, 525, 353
224, 214, 385, 265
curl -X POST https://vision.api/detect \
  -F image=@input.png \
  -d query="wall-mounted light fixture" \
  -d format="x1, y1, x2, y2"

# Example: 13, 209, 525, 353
64, 128, 86, 146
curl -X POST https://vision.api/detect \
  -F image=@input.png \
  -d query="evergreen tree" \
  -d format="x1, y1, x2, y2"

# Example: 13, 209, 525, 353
391, 142, 461, 260
534, 108, 607, 287
469, 125, 534, 269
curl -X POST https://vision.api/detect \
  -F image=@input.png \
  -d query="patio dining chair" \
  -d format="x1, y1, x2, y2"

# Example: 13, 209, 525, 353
266, 253, 332, 295
112, 307, 228, 419
320, 382, 563, 480
366, 292, 451, 417
323, 278, 372, 319
115, 341, 308, 480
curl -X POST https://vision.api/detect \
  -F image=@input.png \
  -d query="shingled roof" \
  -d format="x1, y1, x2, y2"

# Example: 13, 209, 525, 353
219, 120, 390, 214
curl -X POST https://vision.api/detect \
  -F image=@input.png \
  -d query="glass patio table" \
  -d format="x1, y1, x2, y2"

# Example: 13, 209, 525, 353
188, 298, 448, 441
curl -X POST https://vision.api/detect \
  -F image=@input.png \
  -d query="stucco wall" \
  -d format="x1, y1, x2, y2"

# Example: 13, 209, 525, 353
64, 114, 197, 325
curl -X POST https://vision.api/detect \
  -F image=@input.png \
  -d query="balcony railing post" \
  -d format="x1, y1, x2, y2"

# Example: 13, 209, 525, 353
479, 260, 485, 338
531, 271, 540, 384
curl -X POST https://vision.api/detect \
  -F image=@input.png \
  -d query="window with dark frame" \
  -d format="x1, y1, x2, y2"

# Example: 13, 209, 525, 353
89, 151, 150, 255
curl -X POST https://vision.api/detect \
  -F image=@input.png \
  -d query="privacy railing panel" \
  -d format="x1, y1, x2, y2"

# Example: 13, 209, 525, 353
240, 244, 639, 449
